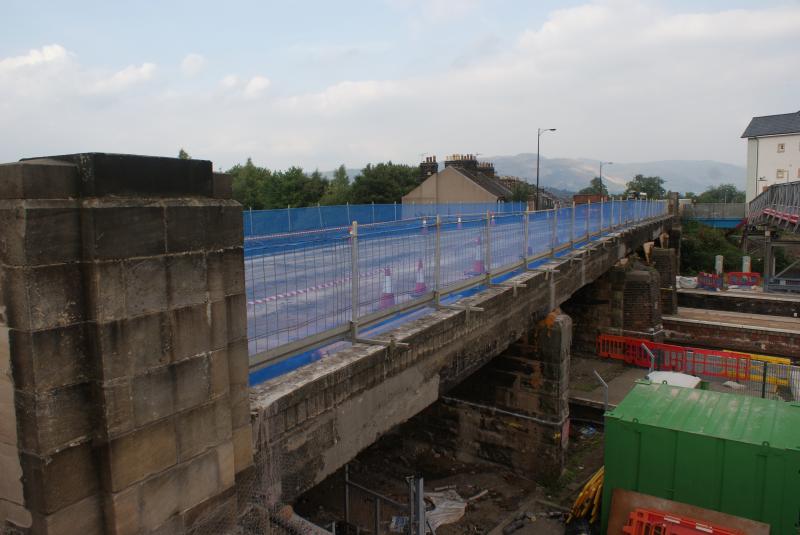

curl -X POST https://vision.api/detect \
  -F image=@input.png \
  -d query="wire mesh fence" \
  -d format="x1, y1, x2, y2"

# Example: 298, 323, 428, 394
243, 202, 529, 238
247, 200, 669, 367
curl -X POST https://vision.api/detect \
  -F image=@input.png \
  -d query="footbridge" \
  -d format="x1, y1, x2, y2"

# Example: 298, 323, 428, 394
747, 181, 800, 292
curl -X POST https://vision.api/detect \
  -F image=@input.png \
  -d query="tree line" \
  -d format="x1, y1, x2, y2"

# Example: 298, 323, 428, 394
577, 174, 745, 203
226, 158, 422, 209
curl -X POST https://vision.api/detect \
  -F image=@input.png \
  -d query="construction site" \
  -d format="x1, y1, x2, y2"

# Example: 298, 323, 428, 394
1, 153, 799, 535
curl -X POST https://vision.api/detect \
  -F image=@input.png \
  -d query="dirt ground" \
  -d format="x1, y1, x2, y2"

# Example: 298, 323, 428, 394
293, 413, 605, 535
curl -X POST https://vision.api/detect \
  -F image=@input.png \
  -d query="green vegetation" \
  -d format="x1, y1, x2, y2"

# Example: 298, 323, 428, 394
227, 158, 422, 209
680, 221, 756, 274
178, 148, 191, 159
694, 183, 745, 203
625, 174, 665, 199
578, 177, 609, 196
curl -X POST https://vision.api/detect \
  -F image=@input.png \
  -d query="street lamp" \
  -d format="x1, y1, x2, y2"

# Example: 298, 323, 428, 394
536, 128, 557, 209
599, 161, 613, 197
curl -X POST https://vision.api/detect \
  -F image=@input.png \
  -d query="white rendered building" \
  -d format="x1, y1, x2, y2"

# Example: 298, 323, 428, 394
742, 111, 800, 204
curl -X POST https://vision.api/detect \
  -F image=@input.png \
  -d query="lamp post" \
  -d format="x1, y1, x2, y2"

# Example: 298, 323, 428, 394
536, 128, 557, 210
599, 161, 613, 197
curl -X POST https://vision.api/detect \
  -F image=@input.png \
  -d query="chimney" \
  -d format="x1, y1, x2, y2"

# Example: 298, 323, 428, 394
419, 155, 438, 180
477, 161, 495, 177
444, 153, 479, 172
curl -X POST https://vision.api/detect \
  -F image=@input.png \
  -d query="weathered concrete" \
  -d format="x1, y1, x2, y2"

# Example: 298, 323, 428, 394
0, 154, 252, 534
677, 288, 800, 318
250, 216, 672, 503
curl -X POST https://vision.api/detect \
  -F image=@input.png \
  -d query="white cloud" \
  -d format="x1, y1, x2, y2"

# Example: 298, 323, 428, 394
180, 53, 206, 76
220, 74, 239, 88
0, 44, 68, 73
1, 2, 799, 175
88, 63, 156, 94
243, 76, 271, 99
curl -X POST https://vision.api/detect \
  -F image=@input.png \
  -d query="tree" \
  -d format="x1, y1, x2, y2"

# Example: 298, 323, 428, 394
228, 158, 270, 209
350, 162, 420, 204
578, 177, 609, 196
264, 166, 328, 208
695, 184, 745, 203
625, 174, 666, 199
178, 148, 191, 159
510, 182, 533, 203
320, 165, 351, 205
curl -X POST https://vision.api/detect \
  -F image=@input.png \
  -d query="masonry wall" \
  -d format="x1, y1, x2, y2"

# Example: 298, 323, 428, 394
0, 154, 252, 534
425, 312, 572, 484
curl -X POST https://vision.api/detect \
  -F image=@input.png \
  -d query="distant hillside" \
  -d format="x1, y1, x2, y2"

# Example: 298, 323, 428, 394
486, 153, 745, 195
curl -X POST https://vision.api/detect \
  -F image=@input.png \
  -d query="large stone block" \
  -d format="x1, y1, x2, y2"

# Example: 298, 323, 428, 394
83, 261, 126, 323
19, 443, 98, 514
133, 367, 175, 427
82, 204, 165, 260
0, 201, 81, 266
93, 312, 170, 381
35, 153, 213, 198
176, 398, 232, 462
0, 159, 79, 200
9, 324, 90, 391
206, 204, 243, 251
171, 305, 211, 362
103, 486, 140, 535
100, 418, 177, 492
167, 253, 208, 308
140, 468, 180, 531
1, 264, 84, 331
29, 493, 104, 535
175, 356, 212, 412
15, 383, 93, 455
124, 257, 168, 316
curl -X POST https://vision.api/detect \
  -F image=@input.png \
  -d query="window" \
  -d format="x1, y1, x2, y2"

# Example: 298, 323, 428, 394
777, 169, 787, 179
777, 143, 785, 153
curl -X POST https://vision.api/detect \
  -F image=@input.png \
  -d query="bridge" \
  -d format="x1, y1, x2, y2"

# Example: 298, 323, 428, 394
746, 181, 800, 292
0, 154, 677, 534
681, 202, 745, 229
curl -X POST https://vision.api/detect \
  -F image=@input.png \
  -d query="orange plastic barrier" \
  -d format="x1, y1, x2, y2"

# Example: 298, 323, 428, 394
596, 334, 752, 382
623, 508, 744, 535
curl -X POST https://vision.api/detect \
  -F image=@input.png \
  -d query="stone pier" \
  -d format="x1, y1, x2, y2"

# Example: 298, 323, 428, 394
0, 154, 252, 534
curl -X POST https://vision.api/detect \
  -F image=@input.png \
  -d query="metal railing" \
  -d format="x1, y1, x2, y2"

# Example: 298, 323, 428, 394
748, 180, 800, 232
246, 199, 669, 368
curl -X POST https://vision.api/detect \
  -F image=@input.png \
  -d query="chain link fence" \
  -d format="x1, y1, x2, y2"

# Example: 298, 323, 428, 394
247, 200, 668, 368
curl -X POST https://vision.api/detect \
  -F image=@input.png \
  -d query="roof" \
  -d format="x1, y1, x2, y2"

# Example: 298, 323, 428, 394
741, 111, 800, 138
449, 166, 513, 199
607, 382, 800, 450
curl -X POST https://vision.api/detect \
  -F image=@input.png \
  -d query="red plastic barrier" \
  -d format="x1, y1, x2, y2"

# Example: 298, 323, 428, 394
697, 271, 723, 290
596, 334, 752, 382
725, 271, 761, 287
623, 508, 745, 535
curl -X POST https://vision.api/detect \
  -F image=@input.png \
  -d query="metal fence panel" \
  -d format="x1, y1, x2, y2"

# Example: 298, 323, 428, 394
247, 200, 669, 367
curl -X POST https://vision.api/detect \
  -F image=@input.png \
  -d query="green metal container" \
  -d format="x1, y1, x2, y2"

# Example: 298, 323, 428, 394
602, 381, 800, 535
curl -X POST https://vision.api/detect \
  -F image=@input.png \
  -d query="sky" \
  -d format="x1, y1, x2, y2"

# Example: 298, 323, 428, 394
2, 0, 799, 172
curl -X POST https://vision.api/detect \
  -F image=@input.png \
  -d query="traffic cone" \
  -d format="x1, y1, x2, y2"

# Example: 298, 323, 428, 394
468, 236, 485, 275
490, 211, 496, 226
413, 259, 427, 296
457, 216, 463, 229
421, 218, 429, 235
379, 267, 395, 309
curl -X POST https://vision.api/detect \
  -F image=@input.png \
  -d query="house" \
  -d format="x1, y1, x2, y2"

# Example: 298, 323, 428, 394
742, 110, 800, 204
403, 154, 513, 205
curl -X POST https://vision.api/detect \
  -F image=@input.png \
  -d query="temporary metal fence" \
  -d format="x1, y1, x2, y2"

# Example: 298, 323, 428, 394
597, 334, 800, 401
243, 201, 528, 237
246, 199, 668, 368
